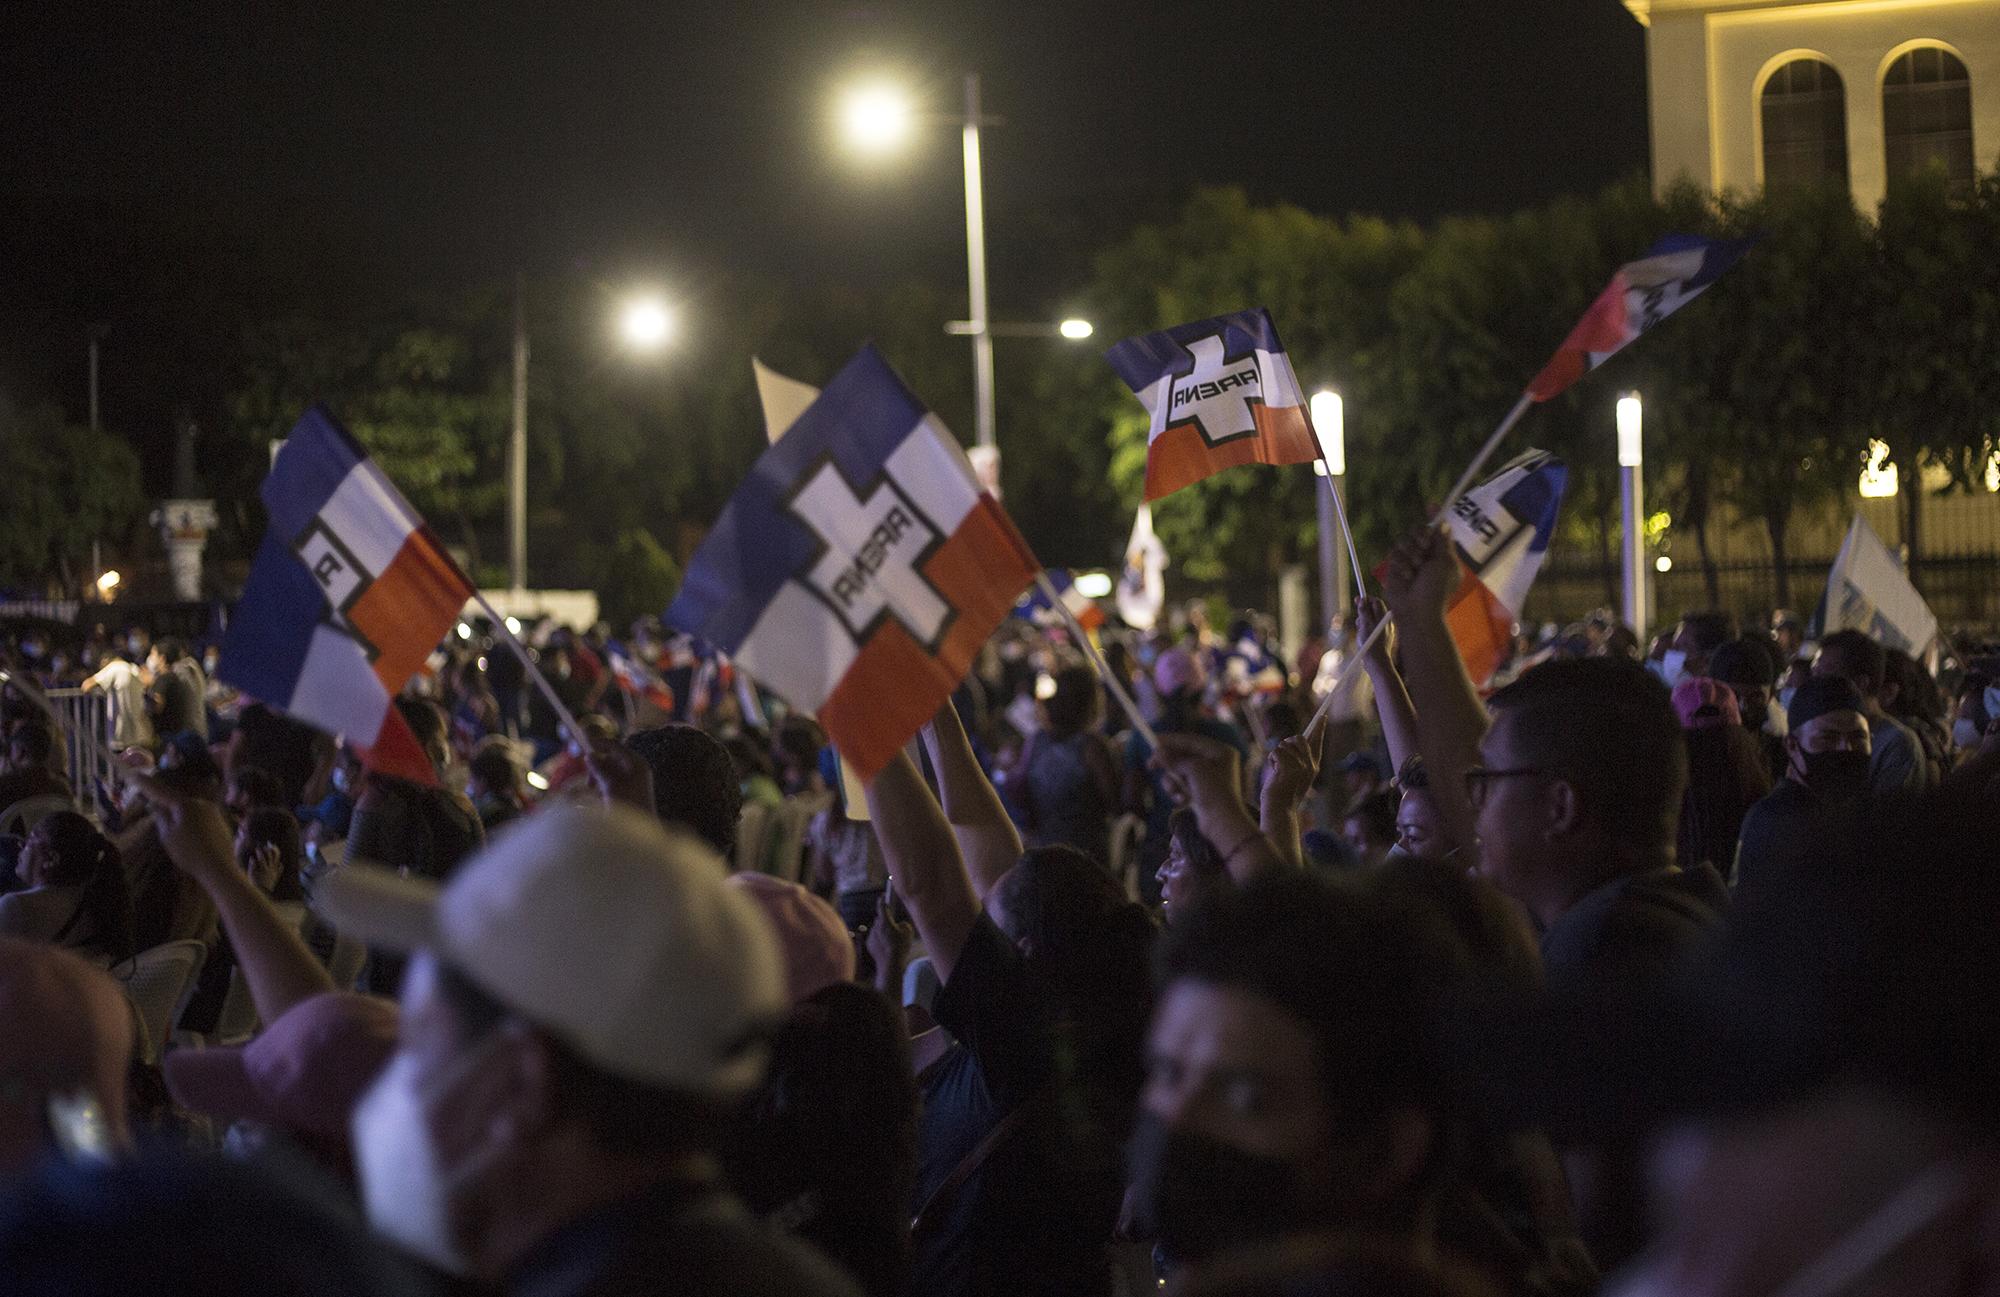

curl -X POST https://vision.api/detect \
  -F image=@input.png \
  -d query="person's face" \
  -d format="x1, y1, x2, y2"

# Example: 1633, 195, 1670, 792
1470, 712, 1563, 899
1729, 684, 1771, 725
1394, 789, 1445, 860
1340, 816, 1373, 859
1792, 711, 1870, 757
1157, 834, 1200, 919
1144, 980, 1331, 1164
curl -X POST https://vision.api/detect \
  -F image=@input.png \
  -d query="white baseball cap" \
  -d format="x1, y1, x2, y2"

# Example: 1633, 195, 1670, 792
315, 800, 785, 1098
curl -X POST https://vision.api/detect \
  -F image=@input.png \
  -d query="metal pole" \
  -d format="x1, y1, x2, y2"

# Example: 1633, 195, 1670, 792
962, 74, 995, 455
1315, 476, 1340, 633
1332, 474, 1353, 618
509, 273, 529, 593
1621, 461, 1646, 642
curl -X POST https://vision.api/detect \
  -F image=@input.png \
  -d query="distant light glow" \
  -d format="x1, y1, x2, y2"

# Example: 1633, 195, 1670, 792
526, 770, 550, 791
1985, 451, 1999, 493
1616, 393, 1643, 467
839, 82, 913, 155
1058, 318, 1094, 340
505, 616, 522, 635
1859, 439, 1899, 498
1074, 571, 1113, 599
455, 622, 472, 641
1034, 672, 1057, 701
1309, 390, 1344, 475
1655, 555, 1674, 573
619, 297, 675, 351
95, 570, 121, 593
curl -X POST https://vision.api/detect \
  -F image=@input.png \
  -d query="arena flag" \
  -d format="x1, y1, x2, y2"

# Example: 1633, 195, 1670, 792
1525, 235, 1753, 402
1821, 515, 1940, 656
1116, 501, 1166, 631
668, 346, 1040, 778
1013, 569, 1105, 633
218, 406, 474, 786
1106, 307, 1320, 500
1436, 449, 1569, 688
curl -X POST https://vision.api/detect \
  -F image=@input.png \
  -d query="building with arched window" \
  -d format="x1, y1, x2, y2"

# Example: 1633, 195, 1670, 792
1624, 0, 1998, 209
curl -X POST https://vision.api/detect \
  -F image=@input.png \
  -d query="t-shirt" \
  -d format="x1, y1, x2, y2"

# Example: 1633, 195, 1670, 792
507, 1175, 863, 1297
911, 915, 1119, 1297
1540, 862, 1729, 992
1866, 710, 1928, 793
150, 669, 203, 740
1732, 779, 1827, 897
88, 660, 153, 750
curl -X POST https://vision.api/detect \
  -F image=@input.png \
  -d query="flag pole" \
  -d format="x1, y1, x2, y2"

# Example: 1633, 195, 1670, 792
1319, 464, 1368, 601
1034, 571, 1161, 752
472, 594, 585, 745
1305, 390, 1536, 731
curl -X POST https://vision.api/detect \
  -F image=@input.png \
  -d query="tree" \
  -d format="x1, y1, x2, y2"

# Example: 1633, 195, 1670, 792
0, 404, 146, 593
594, 527, 681, 634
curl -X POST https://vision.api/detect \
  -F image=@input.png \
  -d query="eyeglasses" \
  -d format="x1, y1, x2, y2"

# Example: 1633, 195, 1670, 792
1462, 765, 1557, 809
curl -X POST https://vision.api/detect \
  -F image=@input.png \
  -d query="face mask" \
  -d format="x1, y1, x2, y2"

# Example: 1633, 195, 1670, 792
1126, 1111, 1324, 1267
1659, 649, 1689, 688
350, 1052, 472, 1275
1795, 748, 1870, 802
1952, 718, 1982, 750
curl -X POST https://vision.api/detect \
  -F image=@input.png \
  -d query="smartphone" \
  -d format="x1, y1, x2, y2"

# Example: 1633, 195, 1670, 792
47, 1091, 116, 1163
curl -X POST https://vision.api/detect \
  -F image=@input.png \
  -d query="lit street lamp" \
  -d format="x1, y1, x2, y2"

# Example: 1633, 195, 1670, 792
1310, 389, 1349, 630
619, 296, 676, 352
1616, 392, 1647, 640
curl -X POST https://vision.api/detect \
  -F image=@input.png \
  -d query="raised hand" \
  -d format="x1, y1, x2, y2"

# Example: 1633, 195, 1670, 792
1379, 524, 1459, 624
1261, 716, 1325, 813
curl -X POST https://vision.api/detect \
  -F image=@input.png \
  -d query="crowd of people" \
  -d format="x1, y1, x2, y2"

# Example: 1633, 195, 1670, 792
0, 525, 1996, 1296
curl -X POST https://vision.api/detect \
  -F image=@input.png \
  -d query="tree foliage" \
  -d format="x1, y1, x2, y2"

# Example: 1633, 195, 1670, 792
0, 404, 146, 593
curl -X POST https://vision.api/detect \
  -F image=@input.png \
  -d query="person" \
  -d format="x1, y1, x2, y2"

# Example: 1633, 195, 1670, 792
1810, 629, 1927, 793
1704, 638, 1787, 779
624, 723, 743, 860
871, 703, 1157, 1297
0, 722, 73, 810
226, 703, 324, 808
1126, 646, 1248, 906
1769, 609, 1804, 660
1731, 675, 1871, 895
1659, 612, 1737, 690
146, 638, 206, 741
315, 801, 862, 1294
225, 765, 288, 818
1131, 870, 1581, 1295
0, 936, 136, 1172
466, 741, 531, 835
347, 696, 483, 885
1155, 806, 1231, 923
1006, 661, 1118, 866
1882, 647, 1951, 781
1340, 789, 1400, 869
1391, 757, 1452, 862
1671, 679, 1770, 879
82, 651, 153, 752
0, 811, 136, 964
1948, 670, 1998, 760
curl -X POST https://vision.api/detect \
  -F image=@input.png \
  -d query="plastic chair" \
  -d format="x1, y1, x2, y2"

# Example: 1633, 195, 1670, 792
0, 794, 77, 840
118, 940, 207, 1065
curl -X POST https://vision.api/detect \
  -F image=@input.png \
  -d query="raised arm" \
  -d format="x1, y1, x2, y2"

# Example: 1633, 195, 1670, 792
1379, 524, 1488, 859
1153, 732, 1285, 884
920, 700, 1023, 901
1355, 597, 1421, 777
146, 781, 334, 1023
863, 750, 981, 984
1257, 713, 1325, 870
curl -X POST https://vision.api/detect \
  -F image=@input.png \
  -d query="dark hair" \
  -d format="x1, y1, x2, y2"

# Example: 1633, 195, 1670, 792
436, 961, 739, 1159
720, 734, 774, 786
1167, 806, 1228, 882
239, 808, 305, 903
1676, 612, 1738, 655
1677, 726, 1772, 873
773, 717, 825, 773
390, 697, 447, 759
624, 725, 741, 857
232, 704, 321, 806
1342, 789, 1400, 847
8, 724, 55, 767
1882, 649, 1943, 724
1042, 662, 1101, 737
35, 811, 135, 964
1394, 754, 1430, 792
1816, 630, 1888, 698
1486, 657, 1687, 862
153, 638, 187, 665
466, 746, 523, 797
154, 751, 224, 803
228, 766, 287, 811
1707, 638, 1776, 689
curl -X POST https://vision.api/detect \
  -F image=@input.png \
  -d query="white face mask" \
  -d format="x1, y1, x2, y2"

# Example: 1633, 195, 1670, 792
1659, 649, 1690, 688
351, 1052, 471, 1275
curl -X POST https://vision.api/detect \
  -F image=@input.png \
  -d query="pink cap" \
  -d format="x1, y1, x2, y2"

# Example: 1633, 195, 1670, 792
1154, 646, 1207, 697
1672, 676, 1742, 731
164, 992, 399, 1140
726, 873, 856, 1005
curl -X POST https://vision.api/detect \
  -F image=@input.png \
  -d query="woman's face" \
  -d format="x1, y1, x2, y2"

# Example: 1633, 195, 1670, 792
1394, 789, 1444, 859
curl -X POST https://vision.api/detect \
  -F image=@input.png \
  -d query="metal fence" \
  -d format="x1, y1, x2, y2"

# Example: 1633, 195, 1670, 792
45, 688, 115, 804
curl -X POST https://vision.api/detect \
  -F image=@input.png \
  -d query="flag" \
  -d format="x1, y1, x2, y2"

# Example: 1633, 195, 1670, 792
668, 346, 1040, 778
1822, 515, 1939, 656
605, 641, 676, 714
218, 407, 473, 785
1106, 307, 1320, 500
1437, 449, 1568, 688
1117, 502, 1167, 630
1526, 235, 1753, 402
753, 357, 821, 443
1013, 570, 1106, 632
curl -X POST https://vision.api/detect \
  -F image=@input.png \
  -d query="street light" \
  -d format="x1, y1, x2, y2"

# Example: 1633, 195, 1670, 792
1616, 392, 1647, 639
619, 296, 676, 351
1308, 390, 1349, 630
838, 73, 999, 462
1058, 318, 1093, 340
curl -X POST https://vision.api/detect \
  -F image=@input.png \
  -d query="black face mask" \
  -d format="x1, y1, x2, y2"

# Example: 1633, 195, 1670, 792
1126, 1110, 1323, 1267
1796, 748, 1870, 802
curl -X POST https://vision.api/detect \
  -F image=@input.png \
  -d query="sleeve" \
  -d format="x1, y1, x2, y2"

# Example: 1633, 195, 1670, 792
1870, 727, 1924, 794
931, 913, 1057, 1108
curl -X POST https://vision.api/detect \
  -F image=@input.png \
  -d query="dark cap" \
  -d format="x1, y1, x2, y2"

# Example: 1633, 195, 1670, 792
1708, 639, 1776, 689
1787, 675, 1865, 731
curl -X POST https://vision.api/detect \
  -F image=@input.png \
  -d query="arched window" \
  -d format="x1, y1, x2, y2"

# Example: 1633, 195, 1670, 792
1761, 58, 1849, 190
1883, 46, 1974, 188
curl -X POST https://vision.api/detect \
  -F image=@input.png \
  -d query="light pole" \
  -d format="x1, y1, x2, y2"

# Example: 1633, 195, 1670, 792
1616, 392, 1647, 640
1310, 389, 1349, 632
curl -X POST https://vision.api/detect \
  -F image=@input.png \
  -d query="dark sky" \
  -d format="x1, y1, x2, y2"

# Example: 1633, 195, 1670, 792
2, 0, 1650, 454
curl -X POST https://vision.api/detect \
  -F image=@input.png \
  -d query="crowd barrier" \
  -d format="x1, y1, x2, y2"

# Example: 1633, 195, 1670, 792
45, 688, 115, 805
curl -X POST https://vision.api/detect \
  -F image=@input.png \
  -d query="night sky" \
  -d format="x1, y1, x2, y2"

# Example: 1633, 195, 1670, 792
2, 0, 1649, 473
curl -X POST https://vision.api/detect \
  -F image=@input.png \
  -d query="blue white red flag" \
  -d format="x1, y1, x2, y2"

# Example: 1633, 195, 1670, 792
1106, 308, 1320, 500
218, 407, 473, 785
1526, 235, 1752, 402
667, 347, 1040, 778
605, 641, 677, 715
1013, 569, 1105, 633
1437, 450, 1568, 688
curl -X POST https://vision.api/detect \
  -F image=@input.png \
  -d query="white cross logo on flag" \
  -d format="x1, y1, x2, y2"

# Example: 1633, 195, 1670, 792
1165, 334, 1264, 447
292, 519, 380, 659
789, 459, 953, 652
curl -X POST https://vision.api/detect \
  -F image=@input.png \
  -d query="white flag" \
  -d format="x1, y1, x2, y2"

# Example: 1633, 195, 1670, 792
1822, 515, 1939, 655
1116, 502, 1167, 630
752, 358, 821, 444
